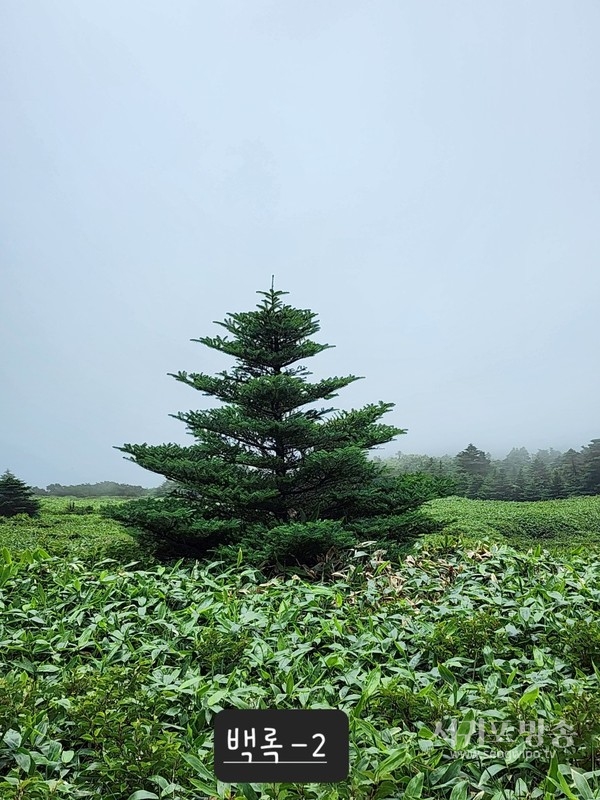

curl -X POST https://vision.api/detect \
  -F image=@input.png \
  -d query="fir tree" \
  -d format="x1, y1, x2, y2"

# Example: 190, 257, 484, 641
455, 444, 491, 478
106, 285, 452, 567
479, 465, 511, 500
580, 438, 600, 496
503, 447, 531, 482
548, 468, 566, 499
560, 448, 585, 496
454, 444, 491, 498
524, 455, 551, 500
0, 470, 41, 518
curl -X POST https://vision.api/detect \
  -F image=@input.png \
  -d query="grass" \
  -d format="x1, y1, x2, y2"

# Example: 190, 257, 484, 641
0, 496, 600, 798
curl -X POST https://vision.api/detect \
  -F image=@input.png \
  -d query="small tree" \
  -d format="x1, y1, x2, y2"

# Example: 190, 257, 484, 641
0, 470, 41, 518
106, 285, 453, 569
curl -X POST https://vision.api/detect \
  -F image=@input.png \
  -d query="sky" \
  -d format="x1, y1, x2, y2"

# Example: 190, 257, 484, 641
2, 1, 599, 489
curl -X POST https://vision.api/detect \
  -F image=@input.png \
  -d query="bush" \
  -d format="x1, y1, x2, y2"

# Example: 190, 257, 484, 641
215, 520, 357, 572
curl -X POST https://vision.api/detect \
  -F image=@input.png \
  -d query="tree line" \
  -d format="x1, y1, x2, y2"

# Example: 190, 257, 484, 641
380, 439, 600, 501
31, 481, 154, 498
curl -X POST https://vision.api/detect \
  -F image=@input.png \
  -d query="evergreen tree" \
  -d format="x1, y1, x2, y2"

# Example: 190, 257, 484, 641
524, 455, 551, 500
533, 448, 563, 470
106, 286, 453, 567
479, 465, 511, 500
560, 448, 585, 496
512, 466, 527, 501
455, 444, 491, 478
548, 468, 566, 499
580, 438, 600, 496
503, 447, 531, 482
0, 470, 41, 518
454, 444, 491, 498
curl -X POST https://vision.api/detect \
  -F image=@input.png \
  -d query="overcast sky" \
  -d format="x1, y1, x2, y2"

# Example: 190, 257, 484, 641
2, 1, 599, 489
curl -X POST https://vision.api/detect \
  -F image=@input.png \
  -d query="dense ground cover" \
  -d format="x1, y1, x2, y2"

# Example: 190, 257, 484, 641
1, 496, 600, 798
3, 495, 600, 567
424, 496, 600, 556
0, 498, 152, 568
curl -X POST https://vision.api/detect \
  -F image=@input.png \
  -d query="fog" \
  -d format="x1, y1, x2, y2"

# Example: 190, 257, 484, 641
2, 1, 599, 488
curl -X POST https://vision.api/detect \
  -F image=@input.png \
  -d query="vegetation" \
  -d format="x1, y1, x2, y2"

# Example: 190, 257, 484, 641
424, 495, 600, 556
3, 283, 599, 798
104, 285, 453, 568
32, 482, 155, 498
0, 470, 41, 518
1, 534, 600, 799
0, 497, 153, 567
384, 439, 600, 502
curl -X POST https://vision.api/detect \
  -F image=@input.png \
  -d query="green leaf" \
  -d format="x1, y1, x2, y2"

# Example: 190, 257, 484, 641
148, 775, 170, 791
505, 740, 527, 765
438, 663, 457, 687
189, 777, 217, 794
454, 716, 475, 751
554, 767, 579, 800
570, 769, 595, 800
375, 748, 409, 780
449, 782, 469, 800
14, 751, 31, 772
363, 668, 382, 696
285, 672, 294, 694
519, 685, 540, 707
206, 689, 228, 708
126, 792, 159, 800
182, 753, 214, 781
3, 730, 22, 749
238, 784, 260, 800
404, 772, 424, 798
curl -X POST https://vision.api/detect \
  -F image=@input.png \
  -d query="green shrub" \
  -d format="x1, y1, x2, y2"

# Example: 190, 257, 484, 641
213, 519, 358, 576
550, 618, 600, 672
367, 681, 452, 729
427, 611, 506, 664
192, 627, 253, 674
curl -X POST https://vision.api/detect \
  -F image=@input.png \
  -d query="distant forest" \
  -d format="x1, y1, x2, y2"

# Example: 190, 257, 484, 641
378, 437, 600, 501
31, 438, 599, 502
32, 481, 154, 498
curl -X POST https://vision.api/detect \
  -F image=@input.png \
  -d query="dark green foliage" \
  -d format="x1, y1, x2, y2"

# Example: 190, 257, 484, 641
558, 448, 586, 496
367, 681, 452, 729
216, 519, 356, 571
106, 286, 451, 567
382, 438, 600, 502
561, 690, 600, 760
193, 627, 253, 674
581, 438, 600, 495
426, 611, 506, 665
551, 618, 600, 673
523, 455, 552, 500
2, 542, 600, 796
455, 443, 492, 478
0, 470, 41, 518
